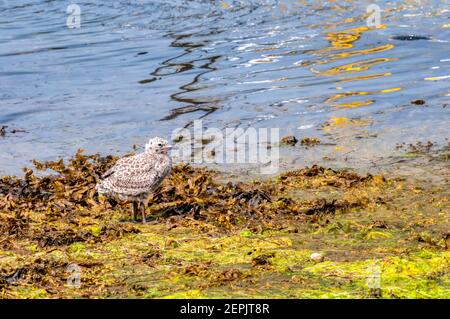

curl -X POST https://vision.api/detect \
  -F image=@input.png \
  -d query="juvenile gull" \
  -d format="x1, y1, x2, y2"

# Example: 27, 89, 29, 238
96, 137, 172, 223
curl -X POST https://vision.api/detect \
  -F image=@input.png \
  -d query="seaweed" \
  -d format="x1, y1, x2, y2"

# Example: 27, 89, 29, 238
280, 136, 298, 146
0, 151, 448, 298
300, 138, 321, 147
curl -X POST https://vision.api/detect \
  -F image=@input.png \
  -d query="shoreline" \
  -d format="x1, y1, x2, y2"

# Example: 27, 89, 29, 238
0, 151, 448, 298
1, 138, 448, 181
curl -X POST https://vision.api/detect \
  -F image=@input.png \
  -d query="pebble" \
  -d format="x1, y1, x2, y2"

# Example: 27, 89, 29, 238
310, 252, 324, 263
411, 99, 426, 105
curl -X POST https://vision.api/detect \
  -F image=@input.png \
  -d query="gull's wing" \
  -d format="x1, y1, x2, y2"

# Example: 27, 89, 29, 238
101, 153, 171, 196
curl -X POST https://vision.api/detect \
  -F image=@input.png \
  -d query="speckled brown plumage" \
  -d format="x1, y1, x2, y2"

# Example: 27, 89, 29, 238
96, 137, 172, 222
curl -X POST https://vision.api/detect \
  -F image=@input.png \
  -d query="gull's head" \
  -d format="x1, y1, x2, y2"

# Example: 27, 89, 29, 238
145, 137, 172, 154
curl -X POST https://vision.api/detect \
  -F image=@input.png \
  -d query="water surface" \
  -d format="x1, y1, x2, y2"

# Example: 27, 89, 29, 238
1, 0, 449, 175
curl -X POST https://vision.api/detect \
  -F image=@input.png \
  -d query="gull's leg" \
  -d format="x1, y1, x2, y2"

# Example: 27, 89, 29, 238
141, 201, 147, 224
132, 202, 139, 222
145, 196, 158, 224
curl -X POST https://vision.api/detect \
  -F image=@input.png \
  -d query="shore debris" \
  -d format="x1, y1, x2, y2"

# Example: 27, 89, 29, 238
300, 137, 321, 146
0, 151, 448, 298
281, 135, 298, 146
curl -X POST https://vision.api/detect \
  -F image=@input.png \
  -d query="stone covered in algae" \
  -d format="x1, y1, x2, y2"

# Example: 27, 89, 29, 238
0, 150, 448, 298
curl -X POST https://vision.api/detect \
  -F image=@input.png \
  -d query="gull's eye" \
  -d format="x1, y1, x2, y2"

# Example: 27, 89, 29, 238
158, 143, 162, 146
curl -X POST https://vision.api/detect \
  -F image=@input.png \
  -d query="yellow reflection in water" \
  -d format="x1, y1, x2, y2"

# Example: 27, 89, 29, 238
338, 72, 392, 83
313, 58, 397, 76
322, 116, 372, 131
324, 44, 394, 62
380, 88, 402, 93
300, 10, 404, 110
425, 75, 450, 81
327, 26, 372, 49
314, 25, 387, 55
334, 100, 375, 108
325, 87, 401, 108
305, 22, 402, 108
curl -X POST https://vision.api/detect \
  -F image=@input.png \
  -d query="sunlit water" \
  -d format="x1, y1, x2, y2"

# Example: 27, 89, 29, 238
0, 0, 449, 175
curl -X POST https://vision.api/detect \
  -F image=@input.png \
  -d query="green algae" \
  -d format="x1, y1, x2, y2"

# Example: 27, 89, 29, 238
0, 151, 448, 299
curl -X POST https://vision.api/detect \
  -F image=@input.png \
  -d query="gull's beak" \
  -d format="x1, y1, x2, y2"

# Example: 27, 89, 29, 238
162, 145, 173, 151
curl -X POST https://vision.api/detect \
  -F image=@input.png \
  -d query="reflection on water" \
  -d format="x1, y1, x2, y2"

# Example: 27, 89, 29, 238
0, 0, 449, 174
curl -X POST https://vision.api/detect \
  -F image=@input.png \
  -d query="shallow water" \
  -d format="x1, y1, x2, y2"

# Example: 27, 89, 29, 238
0, 0, 449, 175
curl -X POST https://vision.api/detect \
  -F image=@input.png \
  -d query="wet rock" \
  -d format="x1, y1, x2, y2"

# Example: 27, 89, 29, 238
392, 35, 430, 41
0, 126, 26, 137
138, 77, 157, 84
411, 99, 426, 105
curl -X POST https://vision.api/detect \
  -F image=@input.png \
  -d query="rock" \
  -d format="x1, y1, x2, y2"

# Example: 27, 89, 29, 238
392, 35, 430, 41
0, 126, 27, 137
281, 135, 298, 146
310, 252, 324, 263
411, 99, 426, 105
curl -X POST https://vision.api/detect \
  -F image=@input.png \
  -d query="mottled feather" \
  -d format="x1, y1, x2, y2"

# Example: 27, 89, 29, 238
96, 138, 172, 202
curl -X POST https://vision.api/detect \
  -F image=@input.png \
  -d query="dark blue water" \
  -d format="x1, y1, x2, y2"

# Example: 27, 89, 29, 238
0, 0, 449, 175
